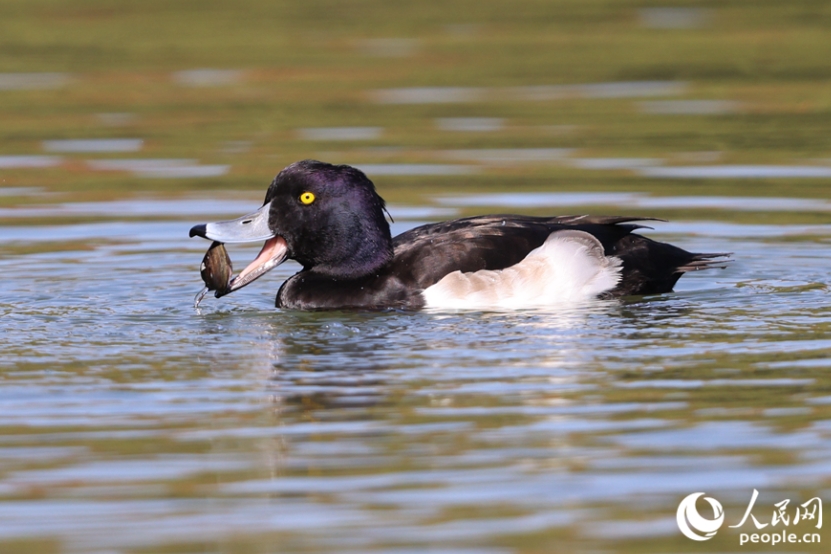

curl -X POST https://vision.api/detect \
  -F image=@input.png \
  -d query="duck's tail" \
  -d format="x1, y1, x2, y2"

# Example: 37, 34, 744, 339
611, 236, 731, 296
676, 252, 732, 273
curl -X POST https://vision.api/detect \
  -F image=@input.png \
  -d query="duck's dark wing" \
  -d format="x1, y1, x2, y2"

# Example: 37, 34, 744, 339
391, 214, 728, 296
392, 215, 561, 288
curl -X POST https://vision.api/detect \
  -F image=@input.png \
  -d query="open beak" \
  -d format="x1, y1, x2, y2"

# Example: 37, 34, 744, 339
189, 202, 289, 295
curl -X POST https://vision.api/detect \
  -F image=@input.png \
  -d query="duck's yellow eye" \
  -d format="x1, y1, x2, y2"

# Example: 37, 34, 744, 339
299, 192, 315, 205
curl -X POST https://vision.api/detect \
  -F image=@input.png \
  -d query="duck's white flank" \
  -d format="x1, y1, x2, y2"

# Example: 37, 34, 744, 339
422, 230, 622, 310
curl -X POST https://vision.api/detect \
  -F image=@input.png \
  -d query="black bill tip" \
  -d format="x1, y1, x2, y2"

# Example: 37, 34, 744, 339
189, 224, 208, 239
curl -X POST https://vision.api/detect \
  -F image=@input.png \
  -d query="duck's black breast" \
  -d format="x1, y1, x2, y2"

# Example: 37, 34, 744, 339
275, 214, 653, 310
276, 271, 417, 310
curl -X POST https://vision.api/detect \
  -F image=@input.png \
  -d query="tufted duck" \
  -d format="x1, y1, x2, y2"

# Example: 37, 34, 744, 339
189, 160, 729, 310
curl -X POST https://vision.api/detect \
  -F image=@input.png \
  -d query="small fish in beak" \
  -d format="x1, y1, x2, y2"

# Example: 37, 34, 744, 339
194, 241, 233, 308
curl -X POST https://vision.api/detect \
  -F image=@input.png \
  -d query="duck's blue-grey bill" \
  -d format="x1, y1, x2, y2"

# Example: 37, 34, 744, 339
189, 202, 274, 243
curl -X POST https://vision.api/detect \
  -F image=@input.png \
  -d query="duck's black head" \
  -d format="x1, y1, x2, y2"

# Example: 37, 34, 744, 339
264, 160, 393, 277
190, 160, 393, 294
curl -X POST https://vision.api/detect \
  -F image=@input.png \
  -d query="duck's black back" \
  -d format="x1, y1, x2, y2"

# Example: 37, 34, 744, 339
390, 214, 717, 297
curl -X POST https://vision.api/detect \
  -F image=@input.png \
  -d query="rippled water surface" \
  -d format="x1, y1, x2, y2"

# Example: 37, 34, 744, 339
2, 196, 830, 553
5, 0, 831, 550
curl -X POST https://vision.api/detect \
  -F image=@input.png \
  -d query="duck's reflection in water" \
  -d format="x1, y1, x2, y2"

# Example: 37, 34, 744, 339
234, 302, 637, 412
